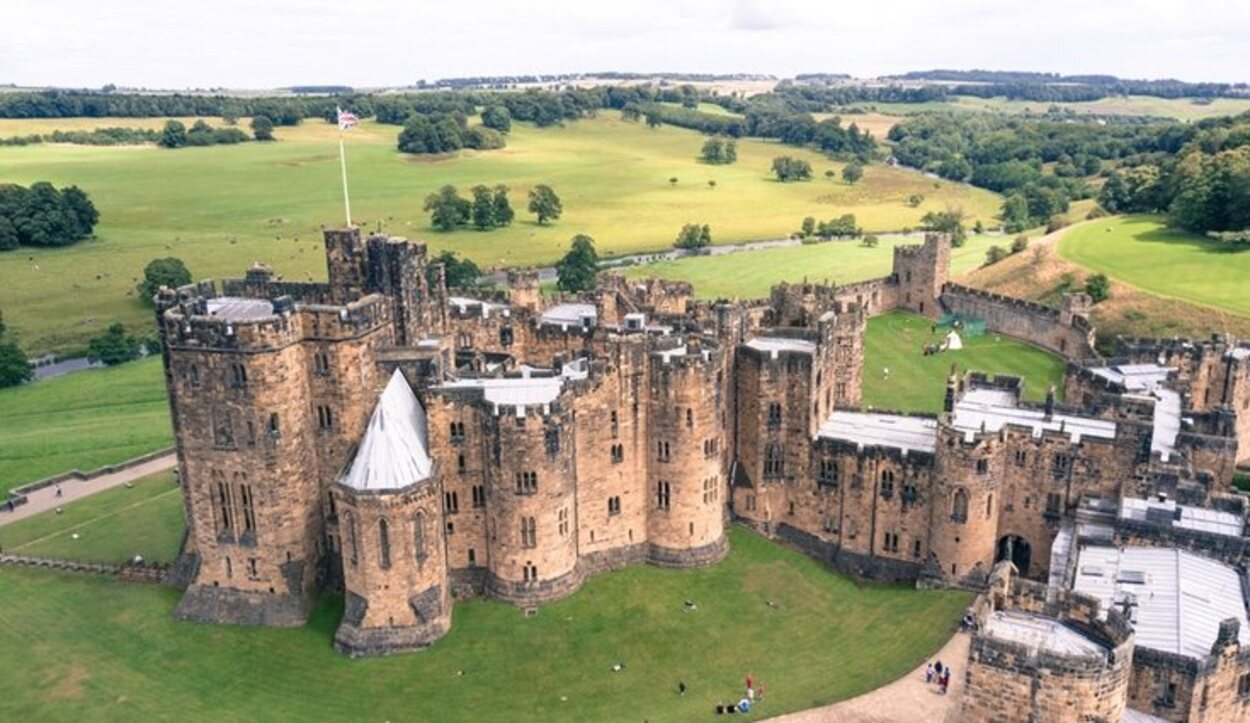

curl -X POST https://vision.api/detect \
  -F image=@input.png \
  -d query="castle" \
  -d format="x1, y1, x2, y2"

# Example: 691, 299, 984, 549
156, 226, 1250, 720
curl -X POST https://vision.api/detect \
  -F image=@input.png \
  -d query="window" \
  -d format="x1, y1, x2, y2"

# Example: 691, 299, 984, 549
213, 410, 236, 448
214, 472, 232, 535
523, 562, 538, 582
457, 454, 466, 473
313, 352, 330, 376
610, 411, 619, 437
520, 517, 536, 548
745, 494, 756, 512
471, 485, 485, 508
1156, 680, 1177, 708
444, 490, 459, 514
657, 441, 671, 462
822, 515, 838, 533
702, 477, 718, 504
346, 512, 359, 567
1046, 492, 1063, 517
610, 444, 624, 463
818, 459, 839, 487
703, 438, 719, 458
1238, 673, 1250, 698
267, 413, 280, 437
247, 558, 259, 578
317, 405, 334, 431
913, 539, 922, 558
449, 421, 465, 441
880, 470, 895, 498
378, 518, 392, 570
188, 364, 200, 388
986, 493, 994, 519
246, 421, 256, 447
1014, 449, 1027, 467
608, 496, 621, 516
975, 459, 988, 475
767, 402, 782, 429
1053, 453, 1071, 479
558, 508, 569, 537
499, 327, 514, 347
764, 445, 784, 478
882, 532, 899, 553
467, 548, 476, 566
545, 427, 560, 456
237, 476, 256, 534
515, 471, 537, 495
686, 408, 694, 428
951, 488, 969, 523
229, 363, 248, 389
413, 512, 427, 561
656, 481, 671, 511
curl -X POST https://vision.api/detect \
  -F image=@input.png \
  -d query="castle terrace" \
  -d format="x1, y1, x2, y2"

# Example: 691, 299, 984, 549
205, 297, 275, 321
539, 302, 597, 328
1072, 546, 1250, 658
952, 387, 1116, 443
982, 610, 1108, 659
817, 410, 938, 454
744, 336, 818, 356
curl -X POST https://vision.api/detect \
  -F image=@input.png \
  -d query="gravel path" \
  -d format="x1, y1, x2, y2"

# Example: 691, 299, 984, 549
0, 452, 178, 527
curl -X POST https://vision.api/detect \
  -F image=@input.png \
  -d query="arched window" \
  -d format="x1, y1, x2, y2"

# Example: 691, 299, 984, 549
413, 512, 427, 562
952, 488, 969, 523
378, 518, 392, 570
345, 511, 359, 567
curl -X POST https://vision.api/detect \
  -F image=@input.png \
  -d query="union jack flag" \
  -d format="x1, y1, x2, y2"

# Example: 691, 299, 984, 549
337, 107, 359, 130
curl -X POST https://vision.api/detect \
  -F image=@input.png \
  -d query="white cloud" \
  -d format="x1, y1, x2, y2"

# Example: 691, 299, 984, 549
2, 0, 1248, 88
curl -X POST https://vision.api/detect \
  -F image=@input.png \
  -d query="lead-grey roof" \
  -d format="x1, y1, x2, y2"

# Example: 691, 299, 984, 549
206, 297, 274, 321
339, 370, 433, 492
744, 337, 818, 357
540, 303, 597, 327
1119, 497, 1244, 538
436, 360, 589, 408
818, 411, 937, 454
1072, 546, 1250, 659
953, 388, 1115, 444
982, 610, 1107, 658
1088, 363, 1172, 392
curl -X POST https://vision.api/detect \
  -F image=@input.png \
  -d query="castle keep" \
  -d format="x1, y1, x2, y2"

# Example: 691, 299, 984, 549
157, 225, 1250, 719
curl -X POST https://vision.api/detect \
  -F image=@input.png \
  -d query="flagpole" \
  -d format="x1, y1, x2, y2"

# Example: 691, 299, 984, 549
338, 126, 352, 227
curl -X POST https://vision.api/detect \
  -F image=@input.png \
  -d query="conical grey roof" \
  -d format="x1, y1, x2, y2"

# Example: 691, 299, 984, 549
340, 370, 432, 491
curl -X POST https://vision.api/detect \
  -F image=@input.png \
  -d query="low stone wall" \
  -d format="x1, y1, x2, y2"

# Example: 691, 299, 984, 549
0, 554, 173, 585
173, 582, 312, 627
647, 536, 729, 568
5, 446, 177, 507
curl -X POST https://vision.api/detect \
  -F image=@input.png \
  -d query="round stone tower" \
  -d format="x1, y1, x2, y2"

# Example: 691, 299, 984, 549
927, 417, 1004, 588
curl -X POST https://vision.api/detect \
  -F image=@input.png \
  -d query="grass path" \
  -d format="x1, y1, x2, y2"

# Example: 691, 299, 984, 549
0, 526, 969, 722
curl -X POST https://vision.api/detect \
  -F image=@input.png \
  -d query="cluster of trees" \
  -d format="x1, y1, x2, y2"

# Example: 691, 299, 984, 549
0, 182, 99, 250
0, 126, 161, 147
800, 214, 861, 240
429, 251, 481, 289
137, 257, 192, 303
397, 112, 506, 155
984, 235, 1030, 265
772, 156, 813, 182
158, 120, 249, 148
556, 234, 599, 292
889, 70, 1248, 100
423, 185, 515, 232
674, 223, 712, 250
919, 209, 968, 247
0, 312, 33, 388
698, 137, 738, 164
87, 322, 143, 366
1097, 112, 1250, 236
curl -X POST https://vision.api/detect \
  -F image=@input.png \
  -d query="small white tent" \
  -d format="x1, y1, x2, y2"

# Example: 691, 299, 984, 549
945, 330, 964, 351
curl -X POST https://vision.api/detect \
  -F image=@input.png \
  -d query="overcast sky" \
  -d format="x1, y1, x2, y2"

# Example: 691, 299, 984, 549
4, 0, 1248, 89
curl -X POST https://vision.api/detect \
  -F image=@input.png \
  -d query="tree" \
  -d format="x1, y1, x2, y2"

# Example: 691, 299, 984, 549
724, 140, 737, 163
645, 111, 662, 129
1085, 273, 1111, 303
481, 105, 512, 133
137, 257, 192, 304
824, 170, 835, 181
430, 251, 481, 289
669, 177, 678, 187
0, 216, 17, 251
707, 180, 717, 190
0, 312, 32, 388
159, 120, 186, 148
250, 115, 275, 141
424, 185, 471, 231
861, 235, 879, 248
491, 185, 514, 226
1011, 235, 1030, 253
800, 216, 816, 238
919, 208, 968, 247
817, 214, 861, 239
973, 219, 985, 235
906, 194, 925, 208
527, 184, 562, 225
88, 322, 141, 366
60, 186, 98, 236
841, 163, 864, 185
470, 185, 495, 230
700, 137, 723, 164
556, 234, 599, 292
674, 223, 710, 250
772, 156, 812, 182
985, 245, 1008, 265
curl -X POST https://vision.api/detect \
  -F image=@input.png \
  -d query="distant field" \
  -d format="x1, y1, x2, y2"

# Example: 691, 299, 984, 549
811, 112, 902, 140
624, 231, 1007, 300
845, 95, 1250, 121
861, 312, 1066, 413
1059, 215, 1250, 318
657, 101, 742, 117
0, 114, 1000, 354
0, 357, 171, 494
0, 470, 182, 563
0, 526, 969, 722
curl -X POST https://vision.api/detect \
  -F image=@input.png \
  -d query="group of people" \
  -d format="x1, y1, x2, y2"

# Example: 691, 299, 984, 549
709, 673, 765, 715
925, 660, 953, 695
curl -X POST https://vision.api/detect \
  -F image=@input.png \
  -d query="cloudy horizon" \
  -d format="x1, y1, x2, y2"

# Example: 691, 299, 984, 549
3, 0, 1248, 90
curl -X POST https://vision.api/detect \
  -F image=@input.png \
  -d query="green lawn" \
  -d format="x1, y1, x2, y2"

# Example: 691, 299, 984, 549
0, 470, 183, 564
862, 312, 1067, 413
0, 526, 969, 722
624, 232, 1007, 300
0, 114, 1001, 354
1059, 215, 1250, 318
0, 357, 172, 494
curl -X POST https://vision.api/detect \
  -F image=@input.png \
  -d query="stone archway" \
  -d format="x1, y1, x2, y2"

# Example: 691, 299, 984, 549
995, 535, 1031, 577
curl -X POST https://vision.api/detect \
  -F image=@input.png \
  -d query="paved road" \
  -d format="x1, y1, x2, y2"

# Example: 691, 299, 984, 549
766, 632, 969, 723
0, 452, 179, 527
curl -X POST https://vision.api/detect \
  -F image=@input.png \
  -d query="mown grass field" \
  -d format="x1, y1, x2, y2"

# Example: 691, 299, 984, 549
1059, 214, 1250, 318
861, 312, 1066, 413
0, 114, 1001, 354
0, 357, 171, 494
0, 470, 182, 563
624, 231, 1008, 300
0, 526, 969, 722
